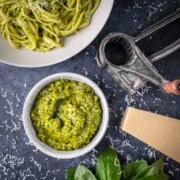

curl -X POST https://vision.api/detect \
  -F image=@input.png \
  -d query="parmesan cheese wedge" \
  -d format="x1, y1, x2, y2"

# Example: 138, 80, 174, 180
120, 107, 180, 163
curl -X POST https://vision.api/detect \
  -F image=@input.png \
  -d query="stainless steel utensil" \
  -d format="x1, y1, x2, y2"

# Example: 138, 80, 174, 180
96, 9, 180, 95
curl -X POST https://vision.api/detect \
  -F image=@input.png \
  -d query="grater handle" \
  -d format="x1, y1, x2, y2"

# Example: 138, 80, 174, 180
149, 39, 180, 63
134, 9, 180, 63
163, 80, 180, 95
134, 9, 180, 42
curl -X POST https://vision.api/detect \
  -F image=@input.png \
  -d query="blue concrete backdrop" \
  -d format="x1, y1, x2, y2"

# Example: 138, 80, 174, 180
0, 0, 180, 179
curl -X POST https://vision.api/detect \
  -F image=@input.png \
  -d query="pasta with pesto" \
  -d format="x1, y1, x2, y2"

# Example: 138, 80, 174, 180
0, 0, 100, 52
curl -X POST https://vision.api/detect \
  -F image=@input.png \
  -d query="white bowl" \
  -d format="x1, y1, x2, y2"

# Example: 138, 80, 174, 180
23, 73, 109, 159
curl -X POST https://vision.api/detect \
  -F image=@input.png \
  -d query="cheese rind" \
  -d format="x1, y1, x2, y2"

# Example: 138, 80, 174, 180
120, 107, 180, 163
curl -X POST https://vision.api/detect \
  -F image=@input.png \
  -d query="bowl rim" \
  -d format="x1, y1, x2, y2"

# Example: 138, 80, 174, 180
23, 72, 109, 159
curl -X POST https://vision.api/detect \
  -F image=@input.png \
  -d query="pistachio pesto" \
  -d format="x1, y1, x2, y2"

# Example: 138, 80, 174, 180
30, 79, 102, 151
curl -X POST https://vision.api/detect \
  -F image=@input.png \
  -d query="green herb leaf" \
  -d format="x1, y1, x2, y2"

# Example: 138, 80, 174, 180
137, 174, 168, 180
67, 168, 76, 180
134, 158, 166, 179
74, 165, 97, 180
121, 160, 148, 180
96, 148, 121, 180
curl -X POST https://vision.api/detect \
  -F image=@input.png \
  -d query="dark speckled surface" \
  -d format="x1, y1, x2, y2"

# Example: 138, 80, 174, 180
0, 0, 180, 179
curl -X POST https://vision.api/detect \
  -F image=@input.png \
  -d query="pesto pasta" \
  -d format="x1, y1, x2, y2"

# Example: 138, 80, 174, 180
0, 0, 100, 52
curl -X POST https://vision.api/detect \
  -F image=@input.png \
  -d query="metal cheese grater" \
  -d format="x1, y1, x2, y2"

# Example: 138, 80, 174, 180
96, 9, 180, 95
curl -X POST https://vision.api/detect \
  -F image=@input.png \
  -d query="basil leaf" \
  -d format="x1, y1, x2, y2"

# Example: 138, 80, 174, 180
74, 165, 97, 180
137, 174, 168, 180
121, 160, 148, 180
135, 158, 166, 178
96, 148, 121, 180
67, 168, 76, 180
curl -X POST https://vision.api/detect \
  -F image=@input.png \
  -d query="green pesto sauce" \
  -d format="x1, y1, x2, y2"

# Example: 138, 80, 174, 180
30, 79, 102, 151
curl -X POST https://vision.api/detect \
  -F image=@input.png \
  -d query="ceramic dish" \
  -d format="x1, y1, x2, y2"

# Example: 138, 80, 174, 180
23, 73, 109, 159
0, 0, 114, 68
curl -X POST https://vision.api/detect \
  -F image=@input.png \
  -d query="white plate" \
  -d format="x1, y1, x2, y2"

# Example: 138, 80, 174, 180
0, 0, 114, 68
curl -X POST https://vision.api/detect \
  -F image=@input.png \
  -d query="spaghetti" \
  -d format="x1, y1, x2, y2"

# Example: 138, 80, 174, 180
0, 0, 100, 52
